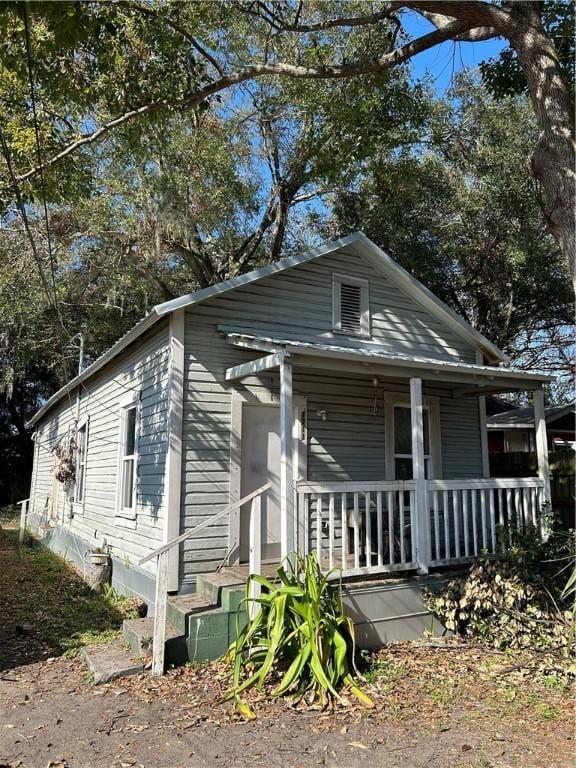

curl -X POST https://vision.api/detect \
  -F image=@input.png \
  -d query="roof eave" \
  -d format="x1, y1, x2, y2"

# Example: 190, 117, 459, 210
27, 311, 161, 428
352, 233, 509, 365
152, 232, 365, 316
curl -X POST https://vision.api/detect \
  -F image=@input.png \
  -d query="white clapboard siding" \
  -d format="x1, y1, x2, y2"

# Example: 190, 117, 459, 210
30, 323, 171, 574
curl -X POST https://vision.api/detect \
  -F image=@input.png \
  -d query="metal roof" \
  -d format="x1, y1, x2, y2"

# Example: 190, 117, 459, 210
27, 312, 161, 427
223, 330, 553, 385
487, 404, 575, 429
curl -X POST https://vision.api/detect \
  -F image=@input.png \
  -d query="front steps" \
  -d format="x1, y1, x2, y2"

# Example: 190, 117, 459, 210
120, 568, 450, 672
122, 569, 248, 669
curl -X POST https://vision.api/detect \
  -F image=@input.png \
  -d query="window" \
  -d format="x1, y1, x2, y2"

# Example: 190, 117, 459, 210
384, 393, 441, 480
118, 402, 138, 516
393, 406, 432, 480
332, 274, 370, 336
74, 419, 88, 504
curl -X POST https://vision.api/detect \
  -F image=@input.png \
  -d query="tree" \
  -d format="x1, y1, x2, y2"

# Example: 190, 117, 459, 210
331, 74, 573, 394
2, 1, 573, 282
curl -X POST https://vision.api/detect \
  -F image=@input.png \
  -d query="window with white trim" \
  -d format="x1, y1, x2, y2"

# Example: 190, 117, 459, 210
393, 406, 432, 480
118, 402, 138, 516
74, 419, 88, 504
384, 392, 442, 481
332, 274, 370, 336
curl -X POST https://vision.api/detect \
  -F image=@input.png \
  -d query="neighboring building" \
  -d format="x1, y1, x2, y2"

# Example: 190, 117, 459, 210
487, 402, 575, 453
25, 233, 554, 636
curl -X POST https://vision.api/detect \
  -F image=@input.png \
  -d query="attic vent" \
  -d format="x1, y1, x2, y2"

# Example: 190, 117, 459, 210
332, 274, 370, 337
340, 283, 362, 333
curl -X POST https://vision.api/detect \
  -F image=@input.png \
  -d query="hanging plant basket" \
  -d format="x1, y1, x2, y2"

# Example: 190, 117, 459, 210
53, 430, 77, 484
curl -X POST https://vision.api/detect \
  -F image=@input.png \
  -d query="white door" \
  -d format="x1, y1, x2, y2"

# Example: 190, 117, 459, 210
240, 404, 282, 562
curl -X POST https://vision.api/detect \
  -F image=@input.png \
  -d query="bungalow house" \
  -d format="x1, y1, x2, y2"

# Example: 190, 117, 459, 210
25, 233, 554, 659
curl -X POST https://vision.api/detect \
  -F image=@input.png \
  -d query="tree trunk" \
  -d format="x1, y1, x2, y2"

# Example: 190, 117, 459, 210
509, 5, 576, 289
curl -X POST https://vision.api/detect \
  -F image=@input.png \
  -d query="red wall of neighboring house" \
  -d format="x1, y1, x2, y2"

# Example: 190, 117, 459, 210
488, 432, 505, 454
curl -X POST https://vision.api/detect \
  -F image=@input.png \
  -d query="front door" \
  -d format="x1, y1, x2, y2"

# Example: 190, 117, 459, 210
240, 404, 282, 562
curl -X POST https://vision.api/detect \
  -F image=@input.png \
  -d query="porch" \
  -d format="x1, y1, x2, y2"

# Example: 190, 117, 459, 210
223, 328, 553, 577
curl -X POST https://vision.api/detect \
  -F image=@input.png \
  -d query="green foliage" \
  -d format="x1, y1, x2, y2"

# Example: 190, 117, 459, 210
424, 526, 575, 656
479, 1, 575, 100
332, 73, 573, 391
221, 553, 373, 717
0, 528, 139, 656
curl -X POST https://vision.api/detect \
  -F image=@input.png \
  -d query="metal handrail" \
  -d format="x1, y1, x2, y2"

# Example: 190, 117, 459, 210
138, 482, 272, 566
141, 481, 272, 676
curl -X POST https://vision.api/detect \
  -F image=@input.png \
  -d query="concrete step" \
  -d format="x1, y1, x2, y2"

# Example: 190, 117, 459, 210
81, 641, 143, 685
342, 575, 450, 648
196, 571, 245, 606
186, 605, 247, 662
122, 617, 185, 669
166, 593, 213, 635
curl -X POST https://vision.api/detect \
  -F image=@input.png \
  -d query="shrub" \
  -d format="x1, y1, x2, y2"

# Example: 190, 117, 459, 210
425, 525, 575, 653
220, 553, 373, 718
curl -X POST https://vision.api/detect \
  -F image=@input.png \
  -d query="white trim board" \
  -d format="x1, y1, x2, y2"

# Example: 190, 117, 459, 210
164, 308, 185, 591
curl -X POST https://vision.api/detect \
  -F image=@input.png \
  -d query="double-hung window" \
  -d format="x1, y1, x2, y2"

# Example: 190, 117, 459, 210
384, 393, 441, 481
393, 406, 432, 480
74, 417, 88, 507
118, 400, 139, 518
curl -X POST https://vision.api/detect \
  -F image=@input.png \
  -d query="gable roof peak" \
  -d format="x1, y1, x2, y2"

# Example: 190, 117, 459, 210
153, 230, 507, 364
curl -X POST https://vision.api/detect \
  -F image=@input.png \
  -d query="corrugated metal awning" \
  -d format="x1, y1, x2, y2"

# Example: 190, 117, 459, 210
221, 327, 553, 390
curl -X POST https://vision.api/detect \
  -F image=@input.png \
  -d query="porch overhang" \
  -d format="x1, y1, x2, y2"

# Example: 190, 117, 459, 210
220, 327, 554, 394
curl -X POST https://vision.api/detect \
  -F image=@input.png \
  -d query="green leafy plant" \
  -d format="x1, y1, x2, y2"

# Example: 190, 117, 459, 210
220, 553, 373, 718
560, 533, 576, 641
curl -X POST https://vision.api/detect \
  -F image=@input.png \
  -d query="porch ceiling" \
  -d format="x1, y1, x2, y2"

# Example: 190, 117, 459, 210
220, 327, 554, 393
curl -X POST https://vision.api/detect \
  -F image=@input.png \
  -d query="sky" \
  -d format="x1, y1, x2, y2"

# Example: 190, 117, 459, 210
401, 11, 506, 94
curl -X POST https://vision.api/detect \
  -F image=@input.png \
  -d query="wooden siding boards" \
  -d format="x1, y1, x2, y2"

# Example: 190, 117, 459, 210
193, 249, 477, 363
180, 248, 482, 585
30, 323, 170, 576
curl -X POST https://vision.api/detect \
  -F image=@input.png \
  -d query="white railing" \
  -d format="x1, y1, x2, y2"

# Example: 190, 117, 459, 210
17, 498, 30, 544
139, 482, 271, 676
297, 477, 546, 576
296, 481, 417, 577
426, 478, 545, 566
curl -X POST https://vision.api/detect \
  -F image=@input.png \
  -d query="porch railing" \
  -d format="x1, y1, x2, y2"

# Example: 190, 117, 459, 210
426, 478, 545, 567
296, 477, 545, 577
296, 481, 418, 577
17, 497, 30, 544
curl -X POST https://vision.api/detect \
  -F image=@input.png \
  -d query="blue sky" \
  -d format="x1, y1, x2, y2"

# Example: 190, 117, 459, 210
402, 11, 506, 93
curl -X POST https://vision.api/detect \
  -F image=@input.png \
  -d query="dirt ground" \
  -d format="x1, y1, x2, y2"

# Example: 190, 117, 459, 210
0, 523, 574, 768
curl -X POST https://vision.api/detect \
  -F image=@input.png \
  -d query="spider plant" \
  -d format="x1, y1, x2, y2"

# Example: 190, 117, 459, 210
220, 553, 373, 718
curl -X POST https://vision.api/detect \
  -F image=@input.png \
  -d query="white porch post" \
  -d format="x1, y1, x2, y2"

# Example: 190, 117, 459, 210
280, 356, 295, 560
410, 377, 429, 573
475, 350, 491, 478
534, 388, 552, 534
164, 308, 185, 592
